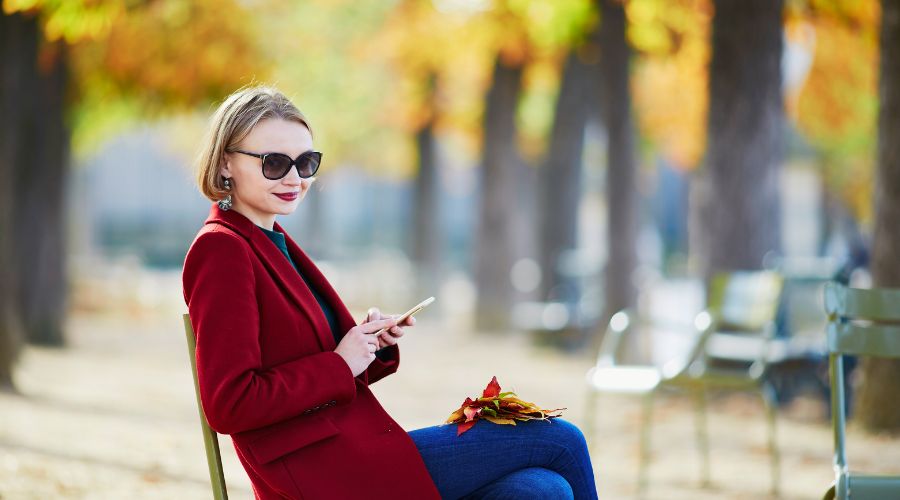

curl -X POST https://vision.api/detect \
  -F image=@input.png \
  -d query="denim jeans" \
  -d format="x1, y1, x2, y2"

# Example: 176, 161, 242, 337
408, 418, 598, 500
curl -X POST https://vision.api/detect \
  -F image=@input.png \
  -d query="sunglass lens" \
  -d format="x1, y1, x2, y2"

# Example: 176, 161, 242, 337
297, 152, 320, 178
263, 154, 292, 179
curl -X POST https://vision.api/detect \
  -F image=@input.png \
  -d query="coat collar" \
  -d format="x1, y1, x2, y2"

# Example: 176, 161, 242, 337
203, 204, 358, 351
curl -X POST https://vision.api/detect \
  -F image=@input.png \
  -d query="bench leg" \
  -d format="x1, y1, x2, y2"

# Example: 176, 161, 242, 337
638, 391, 654, 494
762, 383, 780, 497
692, 387, 711, 488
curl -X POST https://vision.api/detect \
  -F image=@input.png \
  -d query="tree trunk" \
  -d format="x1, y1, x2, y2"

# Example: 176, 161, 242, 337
14, 40, 70, 347
474, 55, 524, 331
538, 48, 593, 302
0, 11, 35, 390
411, 73, 442, 298
691, 0, 784, 279
855, 0, 900, 433
599, 0, 639, 325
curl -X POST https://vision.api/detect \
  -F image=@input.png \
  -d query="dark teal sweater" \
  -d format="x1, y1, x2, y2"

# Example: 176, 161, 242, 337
258, 225, 387, 359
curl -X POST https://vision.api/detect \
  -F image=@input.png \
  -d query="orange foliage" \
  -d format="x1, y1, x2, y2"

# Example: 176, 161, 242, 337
630, 0, 712, 170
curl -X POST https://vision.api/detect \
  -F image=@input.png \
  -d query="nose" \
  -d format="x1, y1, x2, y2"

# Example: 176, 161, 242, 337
281, 164, 302, 185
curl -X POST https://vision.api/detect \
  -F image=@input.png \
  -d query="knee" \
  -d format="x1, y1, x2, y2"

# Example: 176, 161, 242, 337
548, 418, 589, 454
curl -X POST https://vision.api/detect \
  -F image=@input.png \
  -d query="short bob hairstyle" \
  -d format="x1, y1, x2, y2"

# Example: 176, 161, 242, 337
196, 85, 313, 202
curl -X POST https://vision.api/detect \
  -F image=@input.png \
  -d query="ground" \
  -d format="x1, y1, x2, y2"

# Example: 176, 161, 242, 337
1, 272, 898, 499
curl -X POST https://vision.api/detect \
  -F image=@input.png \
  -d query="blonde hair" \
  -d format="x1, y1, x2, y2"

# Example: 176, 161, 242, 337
196, 85, 313, 202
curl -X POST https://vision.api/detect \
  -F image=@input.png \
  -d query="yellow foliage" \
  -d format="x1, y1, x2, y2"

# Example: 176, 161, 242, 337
631, 0, 711, 170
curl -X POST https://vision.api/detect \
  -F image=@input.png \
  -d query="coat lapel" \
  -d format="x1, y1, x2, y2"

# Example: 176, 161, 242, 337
276, 221, 359, 340
203, 204, 354, 351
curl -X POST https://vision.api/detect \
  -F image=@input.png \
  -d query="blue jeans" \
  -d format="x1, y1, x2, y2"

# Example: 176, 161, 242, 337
408, 418, 598, 500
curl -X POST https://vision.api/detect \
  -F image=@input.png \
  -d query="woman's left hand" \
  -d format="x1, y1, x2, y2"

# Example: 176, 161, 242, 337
365, 307, 414, 349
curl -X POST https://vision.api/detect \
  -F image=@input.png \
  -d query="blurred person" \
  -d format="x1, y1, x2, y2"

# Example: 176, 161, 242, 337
181, 86, 598, 500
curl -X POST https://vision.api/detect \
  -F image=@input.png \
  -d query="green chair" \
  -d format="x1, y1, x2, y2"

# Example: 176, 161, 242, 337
183, 314, 229, 500
822, 284, 900, 500
585, 306, 715, 493
585, 271, 784, 495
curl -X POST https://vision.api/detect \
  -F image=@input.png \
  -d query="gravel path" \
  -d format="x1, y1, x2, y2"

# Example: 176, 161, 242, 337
1, 293, 898, 499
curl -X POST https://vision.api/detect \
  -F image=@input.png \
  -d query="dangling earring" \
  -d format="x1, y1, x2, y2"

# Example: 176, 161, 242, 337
218, 178, 233, 211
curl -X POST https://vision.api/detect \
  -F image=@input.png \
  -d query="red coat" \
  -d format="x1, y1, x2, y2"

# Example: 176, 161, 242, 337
182, 204, 441, 500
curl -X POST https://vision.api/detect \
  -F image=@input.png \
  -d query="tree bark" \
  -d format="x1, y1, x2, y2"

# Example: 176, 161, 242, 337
0, 11, 35, 390
855, 0, 900, 433
474, 55, 524, 331
411, 73, 442, 297
13, 40, 70, 347
538, 48, 593, 302
691, 0, 784, 279
599, 0, 639, 324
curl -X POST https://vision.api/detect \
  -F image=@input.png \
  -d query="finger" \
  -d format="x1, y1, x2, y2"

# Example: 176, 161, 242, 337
360, 318, 398, 334
404, 316, 416, 327
367, 307, 381, 322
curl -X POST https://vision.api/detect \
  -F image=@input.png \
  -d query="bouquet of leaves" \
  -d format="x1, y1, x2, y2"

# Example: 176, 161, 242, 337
444, 376, 566, 435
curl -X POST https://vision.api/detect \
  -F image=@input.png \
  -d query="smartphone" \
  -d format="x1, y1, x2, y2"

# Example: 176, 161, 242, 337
373, 296, 436, 335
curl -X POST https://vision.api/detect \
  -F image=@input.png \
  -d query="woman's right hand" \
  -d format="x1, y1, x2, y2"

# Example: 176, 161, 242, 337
335, 318, 398, 377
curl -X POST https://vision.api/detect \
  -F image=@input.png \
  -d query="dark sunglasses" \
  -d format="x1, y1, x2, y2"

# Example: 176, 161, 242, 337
232, 149, 322, 179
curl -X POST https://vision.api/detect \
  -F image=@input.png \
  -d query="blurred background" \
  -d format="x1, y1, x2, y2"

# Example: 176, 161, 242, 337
2, 0, 900, 498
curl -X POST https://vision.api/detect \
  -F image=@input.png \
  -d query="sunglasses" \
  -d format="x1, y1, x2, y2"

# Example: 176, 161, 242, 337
232, 149, 322, 179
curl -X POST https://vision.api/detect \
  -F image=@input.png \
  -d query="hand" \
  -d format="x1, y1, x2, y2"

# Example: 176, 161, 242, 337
334, 317, 397, 377
365, 307, 415, 349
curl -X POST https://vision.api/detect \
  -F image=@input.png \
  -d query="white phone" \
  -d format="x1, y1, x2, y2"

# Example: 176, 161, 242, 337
373, 296, 435, 335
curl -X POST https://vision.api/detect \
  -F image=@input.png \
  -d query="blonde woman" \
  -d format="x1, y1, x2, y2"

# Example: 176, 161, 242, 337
182, 86, 597, 499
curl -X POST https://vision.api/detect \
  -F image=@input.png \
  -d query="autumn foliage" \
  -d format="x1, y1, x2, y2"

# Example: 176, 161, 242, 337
444, 376, 565, 436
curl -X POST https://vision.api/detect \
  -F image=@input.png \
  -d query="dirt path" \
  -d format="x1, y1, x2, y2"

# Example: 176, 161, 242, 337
1, 298, 898, 499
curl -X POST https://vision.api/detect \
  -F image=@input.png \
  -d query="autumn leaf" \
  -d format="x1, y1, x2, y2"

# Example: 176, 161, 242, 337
444, 376, 565, 436
482, 375, 501, 398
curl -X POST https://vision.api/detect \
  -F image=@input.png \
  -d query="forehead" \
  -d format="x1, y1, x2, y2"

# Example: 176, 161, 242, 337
242, 118, 313, 156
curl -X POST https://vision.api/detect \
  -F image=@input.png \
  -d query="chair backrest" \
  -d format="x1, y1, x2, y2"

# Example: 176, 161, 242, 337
824, 283, 900, 358
182, 314, 229, 500
823, 283, 900, 498
698, 271, 784, 374
708, 271, 784, 333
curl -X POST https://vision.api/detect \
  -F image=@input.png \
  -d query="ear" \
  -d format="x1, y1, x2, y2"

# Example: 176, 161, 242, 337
220, 154, 233, 178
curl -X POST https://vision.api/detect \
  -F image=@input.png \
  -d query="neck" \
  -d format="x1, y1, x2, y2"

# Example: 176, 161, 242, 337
229, 202, 276, 231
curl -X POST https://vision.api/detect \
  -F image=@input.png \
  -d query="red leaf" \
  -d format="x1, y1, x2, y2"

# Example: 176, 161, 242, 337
457, 420, 476, 436
482, 376, 501, 398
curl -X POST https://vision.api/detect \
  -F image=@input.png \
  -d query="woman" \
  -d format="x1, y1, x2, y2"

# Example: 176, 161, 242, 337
182, 86, 598, 499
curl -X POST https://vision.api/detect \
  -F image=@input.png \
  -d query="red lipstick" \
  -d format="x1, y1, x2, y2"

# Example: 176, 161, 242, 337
274, 192, 299, 201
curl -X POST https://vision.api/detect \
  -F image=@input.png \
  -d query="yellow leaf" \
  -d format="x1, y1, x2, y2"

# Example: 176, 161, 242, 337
483, 416, 517, 425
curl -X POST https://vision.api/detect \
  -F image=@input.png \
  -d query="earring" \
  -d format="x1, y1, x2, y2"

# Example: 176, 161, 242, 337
218, 178, 233, 211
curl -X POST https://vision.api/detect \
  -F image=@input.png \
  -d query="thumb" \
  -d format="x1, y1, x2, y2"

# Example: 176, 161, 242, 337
366, 307, 381, 322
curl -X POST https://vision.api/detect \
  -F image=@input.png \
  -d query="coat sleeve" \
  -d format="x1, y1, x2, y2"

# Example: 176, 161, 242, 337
183, 229, 357, 435
366, 344, 400, 385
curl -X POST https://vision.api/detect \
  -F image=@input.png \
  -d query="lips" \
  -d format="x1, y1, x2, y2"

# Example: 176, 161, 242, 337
274, 192, 299, 201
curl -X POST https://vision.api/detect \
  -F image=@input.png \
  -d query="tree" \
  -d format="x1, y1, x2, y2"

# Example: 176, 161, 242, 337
691, 0, 785, 279
12, 33, 69, 346
0, 0, 263, 388
411, 72, 443, 296
538, 39, 597, 302
0, 10, 32, 390
855, 0, 900, 433
599, 0, 640, 326
474, 52, 527, 331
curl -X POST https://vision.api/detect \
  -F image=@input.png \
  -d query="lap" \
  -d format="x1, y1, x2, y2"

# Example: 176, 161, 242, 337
408, 418, 587, 500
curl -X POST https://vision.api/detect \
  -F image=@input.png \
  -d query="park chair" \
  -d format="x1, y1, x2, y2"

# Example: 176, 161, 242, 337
585, 271, 783, 495
182, 314, 229, 500
822, 284, 900, 500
